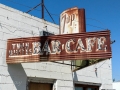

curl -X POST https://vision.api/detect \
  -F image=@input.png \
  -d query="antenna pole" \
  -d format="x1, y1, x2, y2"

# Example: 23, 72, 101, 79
42, 0, 44, 19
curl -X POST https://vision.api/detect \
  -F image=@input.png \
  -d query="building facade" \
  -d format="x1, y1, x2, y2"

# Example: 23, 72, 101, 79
0, 4, 113, 90
113, 81, 120, 90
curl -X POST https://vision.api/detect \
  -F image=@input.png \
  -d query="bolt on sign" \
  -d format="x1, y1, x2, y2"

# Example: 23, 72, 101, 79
6, 30, 112, 63
60, 7, 86, 34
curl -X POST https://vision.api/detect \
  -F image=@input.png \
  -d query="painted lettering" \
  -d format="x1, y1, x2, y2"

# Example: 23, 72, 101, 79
65, 39, 75, 53
51, 40, 61, 54
97, 37, 107, 51
75, 38, 86, 52
8, 36, 108, 57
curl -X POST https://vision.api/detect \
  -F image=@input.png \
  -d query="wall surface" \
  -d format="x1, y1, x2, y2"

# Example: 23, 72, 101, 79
113, 82, 120, 90
0, 3, 113, 90
73, 59, 113, 89
0, 3, 71, 90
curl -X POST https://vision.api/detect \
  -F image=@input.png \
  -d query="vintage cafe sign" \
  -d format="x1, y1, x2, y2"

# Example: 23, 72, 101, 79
6, 7, 111, 63
6, 30, 111, 63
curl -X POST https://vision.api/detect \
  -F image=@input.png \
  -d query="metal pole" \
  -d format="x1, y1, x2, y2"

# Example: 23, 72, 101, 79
42, 0, 44, 19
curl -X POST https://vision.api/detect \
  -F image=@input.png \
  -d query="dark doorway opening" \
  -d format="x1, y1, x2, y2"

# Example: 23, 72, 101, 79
75, 84, 99, 90
29, 82, 53, 90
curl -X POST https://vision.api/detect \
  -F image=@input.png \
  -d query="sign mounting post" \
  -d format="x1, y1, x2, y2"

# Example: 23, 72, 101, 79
41, 0, 44, 19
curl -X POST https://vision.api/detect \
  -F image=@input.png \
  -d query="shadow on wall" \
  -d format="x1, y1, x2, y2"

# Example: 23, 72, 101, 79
8, 64, 27, 90
73, 71, 78, 81
73, 69, 98, 82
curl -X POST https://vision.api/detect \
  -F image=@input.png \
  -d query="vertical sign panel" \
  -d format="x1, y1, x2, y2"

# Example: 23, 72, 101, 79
60, 7, 86, 34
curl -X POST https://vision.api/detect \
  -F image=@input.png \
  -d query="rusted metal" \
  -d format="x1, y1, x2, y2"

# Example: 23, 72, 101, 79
60, 7, 86, 34
60, 7, 86, 71
78, 9, 86, 32
6, 30, 112, 64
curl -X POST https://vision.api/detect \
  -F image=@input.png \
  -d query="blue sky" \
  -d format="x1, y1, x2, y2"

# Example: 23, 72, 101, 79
0, 0, 120, 81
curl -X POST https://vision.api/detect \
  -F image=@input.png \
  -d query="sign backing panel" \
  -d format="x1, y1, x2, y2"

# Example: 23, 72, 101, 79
6, 30, 112, 63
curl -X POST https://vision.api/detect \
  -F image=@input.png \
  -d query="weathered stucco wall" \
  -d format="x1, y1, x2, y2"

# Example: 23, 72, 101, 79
113, 82, 120, 90
73, 59, 113, 89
